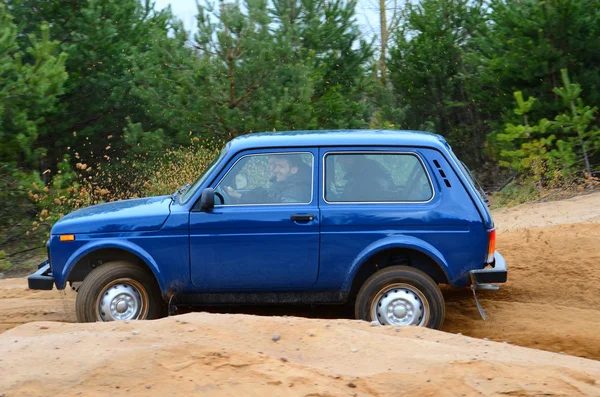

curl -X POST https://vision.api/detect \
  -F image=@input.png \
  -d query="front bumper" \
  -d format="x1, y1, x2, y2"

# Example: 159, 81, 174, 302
470, 251, 507, 284
28, 259, 55, 290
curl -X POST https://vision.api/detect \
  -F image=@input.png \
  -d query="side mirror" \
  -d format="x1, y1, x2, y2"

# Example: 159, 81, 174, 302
199, 188, 215, 211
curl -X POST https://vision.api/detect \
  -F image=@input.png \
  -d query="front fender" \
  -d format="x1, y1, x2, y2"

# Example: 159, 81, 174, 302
341, 235, 451, 291
58, 239, 166, 294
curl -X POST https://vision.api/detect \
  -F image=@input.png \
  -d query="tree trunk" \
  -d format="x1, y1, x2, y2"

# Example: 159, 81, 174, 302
570, 100, 592, 176
228, 58, 236, 108
379, 0, 387, 85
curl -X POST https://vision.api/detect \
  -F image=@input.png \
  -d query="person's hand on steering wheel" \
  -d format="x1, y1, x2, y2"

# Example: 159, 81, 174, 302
224, 186, 242, 200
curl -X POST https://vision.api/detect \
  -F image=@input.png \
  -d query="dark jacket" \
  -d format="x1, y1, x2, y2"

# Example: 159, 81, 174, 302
241, 165, 312, 204
269, 165, 311, 203
341, 158, 394, 202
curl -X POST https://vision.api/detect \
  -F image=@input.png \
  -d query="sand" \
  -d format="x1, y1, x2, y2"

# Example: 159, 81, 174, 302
1, 193, 600, 396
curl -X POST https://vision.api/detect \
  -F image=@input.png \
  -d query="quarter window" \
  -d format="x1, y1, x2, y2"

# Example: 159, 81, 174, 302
215, 152, 313, 205
324, 153, 433, 202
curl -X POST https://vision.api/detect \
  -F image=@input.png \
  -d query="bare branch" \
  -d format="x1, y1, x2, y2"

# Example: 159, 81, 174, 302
233, 72, 270, 108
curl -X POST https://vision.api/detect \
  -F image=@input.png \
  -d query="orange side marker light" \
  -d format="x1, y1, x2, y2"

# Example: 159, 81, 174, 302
59, 234, 75, 242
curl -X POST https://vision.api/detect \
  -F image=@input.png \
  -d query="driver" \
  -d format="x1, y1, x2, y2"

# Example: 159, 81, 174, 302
225, 154, 311, 204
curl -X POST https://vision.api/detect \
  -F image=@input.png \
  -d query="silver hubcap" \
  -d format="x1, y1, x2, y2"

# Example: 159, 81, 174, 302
98, 282, 144, 321
371, 284, 429, 326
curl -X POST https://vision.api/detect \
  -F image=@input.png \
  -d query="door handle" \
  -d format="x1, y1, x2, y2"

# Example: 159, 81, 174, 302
290, 214, 315, 222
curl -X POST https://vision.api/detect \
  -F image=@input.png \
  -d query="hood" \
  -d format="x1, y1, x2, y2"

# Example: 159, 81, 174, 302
51, 196, 172, 235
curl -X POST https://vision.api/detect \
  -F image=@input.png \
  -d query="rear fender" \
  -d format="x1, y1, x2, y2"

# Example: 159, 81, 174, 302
342, 235, 450, 291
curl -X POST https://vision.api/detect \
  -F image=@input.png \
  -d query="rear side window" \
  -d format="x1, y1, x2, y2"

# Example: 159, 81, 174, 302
324, 153, 433, 203
448, 149, 489, 206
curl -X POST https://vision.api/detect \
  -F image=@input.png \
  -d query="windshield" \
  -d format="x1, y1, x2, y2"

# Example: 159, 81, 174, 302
179, 145, 229, 204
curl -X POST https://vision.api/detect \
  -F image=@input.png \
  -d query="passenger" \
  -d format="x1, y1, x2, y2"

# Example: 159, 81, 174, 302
336, 155, 394, 201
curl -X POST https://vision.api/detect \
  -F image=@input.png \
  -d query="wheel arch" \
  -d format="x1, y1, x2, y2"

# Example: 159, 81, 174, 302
343, 236, 450, 300
61, 240, 167, 297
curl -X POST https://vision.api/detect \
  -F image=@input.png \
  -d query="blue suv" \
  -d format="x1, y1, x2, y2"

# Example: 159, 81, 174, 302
28, 130, 507, 329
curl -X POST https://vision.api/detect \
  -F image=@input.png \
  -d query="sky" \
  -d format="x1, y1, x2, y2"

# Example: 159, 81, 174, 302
154, 0, 384, 42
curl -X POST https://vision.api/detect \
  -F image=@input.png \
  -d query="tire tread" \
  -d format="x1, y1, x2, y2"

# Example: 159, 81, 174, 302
354, 265, 445, 329
75, 261, 164, 322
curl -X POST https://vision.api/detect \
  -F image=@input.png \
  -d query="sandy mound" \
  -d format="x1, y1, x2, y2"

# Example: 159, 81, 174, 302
1, 193, 600, 396
2, 313, 600, 396
492, 193, 600, 231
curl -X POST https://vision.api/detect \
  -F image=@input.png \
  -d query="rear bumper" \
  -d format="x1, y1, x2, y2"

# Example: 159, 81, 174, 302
28, 260, 55, 290
470, 251, 507, 284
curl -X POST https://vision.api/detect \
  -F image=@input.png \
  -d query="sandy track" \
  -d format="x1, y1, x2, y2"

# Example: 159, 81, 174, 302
1, 193, 600, 395
2, 314, 600, 396
444, 222, 600, 360
0, 278, 76, 334
492, 192, 600, 231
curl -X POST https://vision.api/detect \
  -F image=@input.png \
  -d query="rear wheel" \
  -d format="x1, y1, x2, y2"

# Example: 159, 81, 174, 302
355, 266, 445, 329
76, 261, 165, 323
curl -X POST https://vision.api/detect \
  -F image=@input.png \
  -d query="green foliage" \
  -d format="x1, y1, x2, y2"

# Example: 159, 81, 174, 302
491, 179, 541, 208
497, 92, 551, 180
0, 250, 11, 271
498, 71, 599, 183
132, 0, 373, 139
6, 0, 176, 173
29, 138, 222, 243
122, 118, 166, 158
552, 69, 599, 175
387, 0, 600, 182
472, 0, 600, 121
388, 0, 490, 168
0, 3, 68, 169
1, 0, 600, 250
0, 163, 49, 262
512, 91, 536, 118
0, 165, 39, 230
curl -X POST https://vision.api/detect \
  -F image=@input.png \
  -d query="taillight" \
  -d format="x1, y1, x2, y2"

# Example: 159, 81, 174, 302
487, 229, 496, 263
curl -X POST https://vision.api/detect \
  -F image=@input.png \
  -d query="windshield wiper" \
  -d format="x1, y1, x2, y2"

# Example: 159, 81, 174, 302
171, 183, 191, 201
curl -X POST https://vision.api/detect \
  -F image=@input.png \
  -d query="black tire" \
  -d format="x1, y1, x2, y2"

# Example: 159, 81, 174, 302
76, 261, 166, 323
354, 266, 445, 330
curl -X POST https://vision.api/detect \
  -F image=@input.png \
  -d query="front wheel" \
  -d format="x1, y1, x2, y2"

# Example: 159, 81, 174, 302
76, 261, 165, 323
354, 266, 445, 329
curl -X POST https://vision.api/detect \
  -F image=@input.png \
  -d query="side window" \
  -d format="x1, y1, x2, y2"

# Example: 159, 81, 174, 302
324, 153, 433, 202
215, 152, 313, 205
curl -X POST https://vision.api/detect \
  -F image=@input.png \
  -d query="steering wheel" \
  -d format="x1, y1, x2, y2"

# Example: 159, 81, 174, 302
215, 185, 239, 205
213, 185, 228, 205
214, 191, 225, 205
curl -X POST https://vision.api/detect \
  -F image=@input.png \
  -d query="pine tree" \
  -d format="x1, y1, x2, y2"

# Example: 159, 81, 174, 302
496, 92, 554, 181
552, 69, 599, 176
497, 71, 599, 181
473, 0, 600, 123
388, 0, 488, 166
0, 3, 68, 170
132, 0, 373, 138
6, 0, 176, 170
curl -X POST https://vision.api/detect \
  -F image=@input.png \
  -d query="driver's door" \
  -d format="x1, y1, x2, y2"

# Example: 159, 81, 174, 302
189, 149, 320, 290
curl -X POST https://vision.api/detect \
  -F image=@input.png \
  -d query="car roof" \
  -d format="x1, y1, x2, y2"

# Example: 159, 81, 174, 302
227, 130, 449, 152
